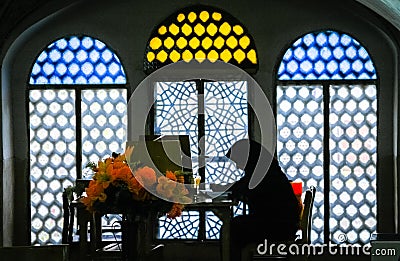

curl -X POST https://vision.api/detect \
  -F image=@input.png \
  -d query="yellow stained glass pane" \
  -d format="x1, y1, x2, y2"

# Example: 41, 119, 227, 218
233, 49, 246, 63
212, 12, 222, 21
226, 36, 238, 49
177, 13, 185, 22
233, 25, 244, 35
199, 11, 209, 22
219, 22, 231, 36
182, 24, 192, 36
239, 36, 250, 49
158, 26, 167, 35
220, 49, 232, 62
206, 23, 218, 36
214, 36, 225, 49
182, 50, 193, 62
202, 37, 213, 50
195, 50, 206, 63
156, 50, 168, 62
176, 37, 188, 49
150, 37, 162, 50
147, 52, 155, 62
189, 37, 200, 49
164, 37, 175, 49
207, 50, 219, 62
194, 23, 205, 36
188, 12, 197, 23
247, 49, 257, 64
169, 24, 180, 36
169, 50, 181, 62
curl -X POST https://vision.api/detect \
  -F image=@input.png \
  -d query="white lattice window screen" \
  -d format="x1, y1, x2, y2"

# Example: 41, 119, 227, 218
329, 84, 376, 244
277, 84, 377, 244
30, 89, 77, 244
81, 89, 127, 171
277, 85, 325, 243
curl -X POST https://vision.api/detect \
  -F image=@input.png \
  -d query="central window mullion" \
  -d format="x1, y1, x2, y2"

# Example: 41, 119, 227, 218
197, 80, 206, 241
197, 80, 206, 186
323, 83, 330, 244
76, 86, 82, 179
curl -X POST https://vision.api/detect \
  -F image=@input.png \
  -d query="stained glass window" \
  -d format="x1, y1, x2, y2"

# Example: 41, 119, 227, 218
278, 31, 376, 80
144, 6, 258, 74
155, 80, 248, 240
276, 31, 377, 244
30, 36, 126, 84
29, 36, 127, 245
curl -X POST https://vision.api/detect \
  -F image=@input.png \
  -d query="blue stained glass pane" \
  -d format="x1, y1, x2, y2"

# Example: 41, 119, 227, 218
300, 60, 313, 74
278, 31, 377, 80
316, 33, 327, 46
307, 47, 319, 61
49, 50, 61, 62
294, 47, 306, 60
30, 36, 126, 85
82, 37, 94, 49
56, 39, 68, 49
303, 34, 315, 46
333, 47, 345, 60
328, 32, 340, 47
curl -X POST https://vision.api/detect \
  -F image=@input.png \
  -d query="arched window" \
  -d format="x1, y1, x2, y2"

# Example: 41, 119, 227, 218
145, 6, 257, 240
144, 5, 258, 74
276, 31, 377, 244
29, 36, 127, 245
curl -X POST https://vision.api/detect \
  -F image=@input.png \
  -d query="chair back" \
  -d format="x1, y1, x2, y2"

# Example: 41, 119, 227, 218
298, 186, 316, 244
62, 189, 75, 244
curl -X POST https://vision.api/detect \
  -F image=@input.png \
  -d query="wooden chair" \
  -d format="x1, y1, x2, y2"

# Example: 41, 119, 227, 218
295, 186, 316, 244
62, 188, 75, 244
241, 186, 316, 261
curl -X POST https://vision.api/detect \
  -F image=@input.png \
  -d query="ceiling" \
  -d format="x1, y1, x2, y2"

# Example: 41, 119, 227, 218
1, 0, 400, 55
355, 0, 400, 29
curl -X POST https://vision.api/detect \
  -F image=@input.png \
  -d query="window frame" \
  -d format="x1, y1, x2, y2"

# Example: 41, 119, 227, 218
274, 77, 378, 244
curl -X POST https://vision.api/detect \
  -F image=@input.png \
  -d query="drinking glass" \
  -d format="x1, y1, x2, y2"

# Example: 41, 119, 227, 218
193, 175, 201, 201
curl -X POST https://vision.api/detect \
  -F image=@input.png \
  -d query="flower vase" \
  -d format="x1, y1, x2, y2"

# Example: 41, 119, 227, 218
121, 214, 147, 261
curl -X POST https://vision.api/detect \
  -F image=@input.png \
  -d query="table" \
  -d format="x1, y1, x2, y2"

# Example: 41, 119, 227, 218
185, 195, 236, 261
72, 194, 236, 261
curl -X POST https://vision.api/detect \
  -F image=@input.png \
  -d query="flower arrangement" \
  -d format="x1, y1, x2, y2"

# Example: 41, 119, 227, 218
80, 148, 192, 219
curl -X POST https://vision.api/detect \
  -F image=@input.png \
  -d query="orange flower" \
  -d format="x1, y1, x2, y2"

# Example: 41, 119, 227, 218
156, 176, 177, 199
113, 161, 126, 169
128, 176, 144, 195
85, 180, 104, 197
98, 192, 107, 202
135, 166, 157, 187
112, 165, 132, 182
166, 170, 177, 181
167, 203, 184, 219
80, 149, 189, 218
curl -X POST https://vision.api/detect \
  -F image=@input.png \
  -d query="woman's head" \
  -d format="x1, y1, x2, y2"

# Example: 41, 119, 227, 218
225, 139, 269, 171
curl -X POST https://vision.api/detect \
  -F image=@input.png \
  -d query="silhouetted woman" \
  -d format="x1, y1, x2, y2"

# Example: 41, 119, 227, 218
224, 139, 300, 261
